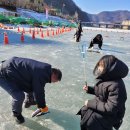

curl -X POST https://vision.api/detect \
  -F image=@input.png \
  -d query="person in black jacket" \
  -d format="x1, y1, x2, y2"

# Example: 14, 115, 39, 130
88, 34, 103, 50
74, 21, 83, 42
0, 57, 62, 124
77, 55, 129, 130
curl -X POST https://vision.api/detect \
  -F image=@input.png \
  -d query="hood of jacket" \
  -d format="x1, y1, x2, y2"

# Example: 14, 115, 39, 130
97, 59, 129, 81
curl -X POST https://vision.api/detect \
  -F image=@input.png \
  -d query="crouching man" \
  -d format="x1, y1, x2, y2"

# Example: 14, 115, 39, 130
0, 57, 62, 124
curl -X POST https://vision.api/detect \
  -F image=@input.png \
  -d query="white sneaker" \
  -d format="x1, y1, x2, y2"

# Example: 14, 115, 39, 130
88, 47, 93, 50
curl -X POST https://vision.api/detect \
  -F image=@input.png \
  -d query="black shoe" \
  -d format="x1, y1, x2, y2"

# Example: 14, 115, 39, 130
24, 100, 36, 108
13, 112, 25, 124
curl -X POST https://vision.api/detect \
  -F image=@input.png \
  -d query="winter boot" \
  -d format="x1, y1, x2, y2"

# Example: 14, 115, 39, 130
13, 112, 25, 124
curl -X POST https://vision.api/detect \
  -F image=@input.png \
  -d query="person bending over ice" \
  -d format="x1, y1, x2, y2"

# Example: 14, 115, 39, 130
0, 57, 62, 124
88, 34, 103, 50
77, 55, 129, 130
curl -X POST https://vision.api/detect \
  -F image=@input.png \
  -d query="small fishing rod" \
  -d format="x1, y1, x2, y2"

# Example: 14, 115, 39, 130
78, 43, 87, 86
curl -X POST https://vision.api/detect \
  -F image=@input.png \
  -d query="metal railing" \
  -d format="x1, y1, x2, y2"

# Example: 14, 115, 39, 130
81, 22, 130, 30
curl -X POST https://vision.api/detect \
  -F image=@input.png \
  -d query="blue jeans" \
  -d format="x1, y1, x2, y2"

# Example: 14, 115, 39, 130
0, 77, 25, 114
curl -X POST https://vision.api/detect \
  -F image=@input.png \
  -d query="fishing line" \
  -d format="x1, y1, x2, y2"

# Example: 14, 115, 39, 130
78, 43, 87, 85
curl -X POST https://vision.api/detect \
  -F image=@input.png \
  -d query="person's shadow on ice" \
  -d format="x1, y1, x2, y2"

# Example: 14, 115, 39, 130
26, 108, 80, 130
22, 117, 50, 130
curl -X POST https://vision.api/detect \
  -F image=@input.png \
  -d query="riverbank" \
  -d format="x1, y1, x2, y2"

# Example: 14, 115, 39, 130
83, 26, 130, 33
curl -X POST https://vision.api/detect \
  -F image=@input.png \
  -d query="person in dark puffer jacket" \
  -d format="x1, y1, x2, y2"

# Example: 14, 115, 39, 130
74, 21, 83, 42
88, 34, 103, 50
77, 55, 129, 130
0, 57, 62, 124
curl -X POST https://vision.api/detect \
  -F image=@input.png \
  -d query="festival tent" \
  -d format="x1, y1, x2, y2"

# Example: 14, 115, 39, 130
0, 14, 10, 23
26, 18, 42, 26
10, 17, 28, 24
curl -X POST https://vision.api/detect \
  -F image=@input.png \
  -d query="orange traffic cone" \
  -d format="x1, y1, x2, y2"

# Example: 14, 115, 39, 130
37, 28, 39, 34
32, 30, 35, 39
18, 27, 20, 32
52, 30, 54, 36
46, 29, 49, 37
29, 28, 31, 34
58, 28, 60, 34
56, 29, 58, 35
60, 28, 62, 33
40, 28, 42, 32
62, 27, 64, 33
4, 32, 9, 45
21, 32, 24, 42
41, 31, 44, 38
23, 28, 25, 33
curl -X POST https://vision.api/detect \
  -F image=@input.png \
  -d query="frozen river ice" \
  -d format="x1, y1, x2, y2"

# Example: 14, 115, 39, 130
0, 27, 130, 130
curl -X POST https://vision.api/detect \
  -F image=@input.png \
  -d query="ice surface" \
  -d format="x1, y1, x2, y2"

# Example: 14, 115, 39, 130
0, 27, 130, 130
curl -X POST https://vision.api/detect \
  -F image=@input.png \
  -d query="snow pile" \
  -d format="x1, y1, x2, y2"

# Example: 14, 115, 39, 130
0, 7, 68, 23
0, 8, 7, 12
17, 8, 68, 22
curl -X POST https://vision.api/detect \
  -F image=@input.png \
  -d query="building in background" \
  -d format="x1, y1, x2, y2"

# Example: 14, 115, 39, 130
122, 20, 130, 29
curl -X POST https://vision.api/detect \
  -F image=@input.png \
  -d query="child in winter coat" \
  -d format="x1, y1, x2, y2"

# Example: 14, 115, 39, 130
77, 55, 129, 130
